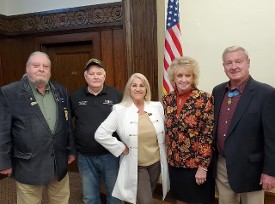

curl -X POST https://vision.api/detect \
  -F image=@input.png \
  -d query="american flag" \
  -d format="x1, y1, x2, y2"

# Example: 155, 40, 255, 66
163, 0, 183, 93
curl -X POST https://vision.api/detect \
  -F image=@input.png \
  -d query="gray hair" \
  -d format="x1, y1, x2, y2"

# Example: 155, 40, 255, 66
26, 51, 51, 66
222, 46, 250, 62
84, 67, 106, 76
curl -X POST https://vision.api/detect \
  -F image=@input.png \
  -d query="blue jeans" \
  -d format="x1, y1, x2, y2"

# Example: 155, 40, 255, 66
77, 153, 122, 204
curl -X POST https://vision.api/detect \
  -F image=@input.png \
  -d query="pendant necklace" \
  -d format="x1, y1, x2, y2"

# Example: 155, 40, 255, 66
227, 89, 239, 105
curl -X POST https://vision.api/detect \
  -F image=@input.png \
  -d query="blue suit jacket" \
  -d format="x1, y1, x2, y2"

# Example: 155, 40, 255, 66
212, 77, 275, 192
0, 77, 75, 185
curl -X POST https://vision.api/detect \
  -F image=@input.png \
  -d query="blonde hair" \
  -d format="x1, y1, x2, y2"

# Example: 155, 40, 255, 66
168, 56, 200, 87
121, 73, 151, 106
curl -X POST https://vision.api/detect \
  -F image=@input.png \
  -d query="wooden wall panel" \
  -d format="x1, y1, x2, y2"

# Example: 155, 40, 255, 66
123, 0, 158, 99
100, 30, 115, 86
0, 28, 126, 92
45, 42, 93, 93
0, 0, 156, 97
0, 37, 34, 86
35, 32, 101, 54
0, 3, 125, 90
99, 29, 126, 91
113, 29, 126, 91
0, 55, 3, 85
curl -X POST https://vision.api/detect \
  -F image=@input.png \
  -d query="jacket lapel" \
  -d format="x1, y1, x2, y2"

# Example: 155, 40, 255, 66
227, 78, 255, 136
49, 83, 61, 134
20, 79, 54, 134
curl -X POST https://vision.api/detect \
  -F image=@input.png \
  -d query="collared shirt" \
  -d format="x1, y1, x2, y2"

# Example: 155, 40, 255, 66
176, 88, 194, 115
70, 84, 122, 156
29, 81, 57, 132
217, 76, 250, 156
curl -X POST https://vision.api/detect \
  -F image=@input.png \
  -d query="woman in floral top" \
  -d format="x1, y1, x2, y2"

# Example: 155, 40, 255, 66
162, 56, 215, 204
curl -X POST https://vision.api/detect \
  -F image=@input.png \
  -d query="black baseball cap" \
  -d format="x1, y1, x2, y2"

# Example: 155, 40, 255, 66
85, 58, 103, 70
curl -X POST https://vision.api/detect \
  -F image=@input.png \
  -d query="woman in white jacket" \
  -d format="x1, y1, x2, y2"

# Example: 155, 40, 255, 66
95, 73, 169, 204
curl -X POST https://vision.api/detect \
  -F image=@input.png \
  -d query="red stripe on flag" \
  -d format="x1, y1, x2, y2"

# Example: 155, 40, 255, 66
163, 0, 183, 93
164, 59, 169, 71
168, 28, 182, 56
164, 39, 175, 63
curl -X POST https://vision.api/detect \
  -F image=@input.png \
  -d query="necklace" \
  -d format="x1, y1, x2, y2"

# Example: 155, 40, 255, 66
227, 89, 239, 104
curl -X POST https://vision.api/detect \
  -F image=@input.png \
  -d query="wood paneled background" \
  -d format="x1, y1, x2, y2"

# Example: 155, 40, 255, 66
0, 3, 126, 93
0, 0, 158, 172
0, 0, 158, 99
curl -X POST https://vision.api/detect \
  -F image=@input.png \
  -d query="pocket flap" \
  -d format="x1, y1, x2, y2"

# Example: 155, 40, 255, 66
13, 151, 32, 160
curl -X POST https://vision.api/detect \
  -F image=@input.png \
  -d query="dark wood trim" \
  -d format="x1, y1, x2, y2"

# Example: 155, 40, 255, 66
0, 3, 122, 36
265, 191, 275, 204
35, 32, 101, 51
122, 0, 158, 100
0, 56, 3, 84
123, 0, 133, 82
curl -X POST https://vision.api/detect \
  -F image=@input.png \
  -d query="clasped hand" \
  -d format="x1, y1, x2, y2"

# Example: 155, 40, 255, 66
0, 168, 12, 177
195, 167, 207, 185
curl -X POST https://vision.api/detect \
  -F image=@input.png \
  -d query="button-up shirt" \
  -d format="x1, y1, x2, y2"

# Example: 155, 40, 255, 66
217, 76, 250, 156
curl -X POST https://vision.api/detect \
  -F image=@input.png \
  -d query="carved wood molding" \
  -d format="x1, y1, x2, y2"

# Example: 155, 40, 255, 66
0, 3, 122, 36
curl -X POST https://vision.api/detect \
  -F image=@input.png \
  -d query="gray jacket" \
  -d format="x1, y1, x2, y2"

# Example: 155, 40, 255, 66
0, 77, 75, 185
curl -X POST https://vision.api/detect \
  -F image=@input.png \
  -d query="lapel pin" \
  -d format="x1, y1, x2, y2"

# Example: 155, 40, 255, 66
31, 102, 38, 106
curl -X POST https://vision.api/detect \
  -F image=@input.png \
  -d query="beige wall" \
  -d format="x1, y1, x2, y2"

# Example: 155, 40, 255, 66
0, 0, 6, 14
1, 0, 120, 15
158, 0, 275, 98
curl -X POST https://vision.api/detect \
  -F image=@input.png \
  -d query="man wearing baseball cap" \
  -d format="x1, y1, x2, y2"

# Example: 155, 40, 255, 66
70, 58, 122, 204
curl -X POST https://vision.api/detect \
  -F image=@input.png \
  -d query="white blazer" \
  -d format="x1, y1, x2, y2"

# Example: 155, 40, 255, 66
95, 101, 170, 204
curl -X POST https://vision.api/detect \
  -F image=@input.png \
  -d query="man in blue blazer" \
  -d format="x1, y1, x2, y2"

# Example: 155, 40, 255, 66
0, 51, 75, 204
212, 46, 275, 204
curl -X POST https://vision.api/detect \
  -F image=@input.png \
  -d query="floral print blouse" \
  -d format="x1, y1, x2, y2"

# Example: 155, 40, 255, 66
162, 88, 214, 169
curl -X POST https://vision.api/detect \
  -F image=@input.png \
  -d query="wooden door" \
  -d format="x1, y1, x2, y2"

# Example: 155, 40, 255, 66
36, 31, 126, 171
43, 41, 93, 94
42, 41, 98, 172
37, 32, 101, 94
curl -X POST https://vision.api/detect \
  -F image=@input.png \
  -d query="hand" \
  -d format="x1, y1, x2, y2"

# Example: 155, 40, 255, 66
122, 145, 129, 155
0, 168, 12, 177
68, 155, 76, 164
195, 167, 207, 185
260, 173, 275, 191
